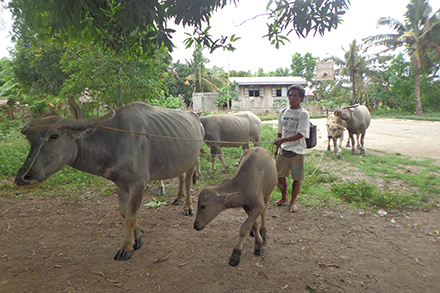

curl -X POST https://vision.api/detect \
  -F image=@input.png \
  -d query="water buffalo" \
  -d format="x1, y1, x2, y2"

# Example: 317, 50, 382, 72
200, 112, 262, 171
15, 102, 204, 261
326, 114, 348, 159
193, 147, 277, 266
334, 104, 371, 155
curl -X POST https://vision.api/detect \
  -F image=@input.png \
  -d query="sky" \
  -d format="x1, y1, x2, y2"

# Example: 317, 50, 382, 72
1, 0, 439, 73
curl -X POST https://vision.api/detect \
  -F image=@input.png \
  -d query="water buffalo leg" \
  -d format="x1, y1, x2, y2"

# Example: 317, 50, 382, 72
234, 143, 249, 167
114, 182, 145, 261
210, 145, 220, 170
254, 205, 268, 256
360, 131, 367, 155
350, 133, 356, 155
337, 133, 344, 159
172, 175, 185, 206
259, 205, 267, 245
217, 148, 228, 171
356, 134, 362, 150
182, 162, 196, 216
228, 208, 261, 266
156, 180, 166, 196
346, 137, 351, 147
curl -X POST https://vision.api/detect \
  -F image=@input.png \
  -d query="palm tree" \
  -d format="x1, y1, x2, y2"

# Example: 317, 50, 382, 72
363, 0, 440, 116
185, 46, 226, 93
328, 40, 370, 105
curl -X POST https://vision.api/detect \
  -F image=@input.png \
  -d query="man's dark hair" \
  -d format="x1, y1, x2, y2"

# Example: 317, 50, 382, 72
287, 84, 305, 98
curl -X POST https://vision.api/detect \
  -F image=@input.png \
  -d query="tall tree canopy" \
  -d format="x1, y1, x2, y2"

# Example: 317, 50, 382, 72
363, 0, 440, 116
5, 0, 350, 55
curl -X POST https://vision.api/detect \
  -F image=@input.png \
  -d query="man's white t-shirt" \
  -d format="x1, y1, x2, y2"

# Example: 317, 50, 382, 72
278, 107, 310, 155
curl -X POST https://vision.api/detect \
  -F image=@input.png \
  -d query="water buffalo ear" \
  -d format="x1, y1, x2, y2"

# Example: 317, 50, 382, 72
71, 127, 99, 140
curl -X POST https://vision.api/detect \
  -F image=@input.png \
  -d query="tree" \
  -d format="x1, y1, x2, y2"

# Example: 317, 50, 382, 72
363, 0, 440, 116
327, 40, 386, 107
290, 52, 318, 82
184, 46, 226, 94
328, 40, 368, 105
268, 67, 291, 76
5, 0, 350, 55
60, 44, 171, 109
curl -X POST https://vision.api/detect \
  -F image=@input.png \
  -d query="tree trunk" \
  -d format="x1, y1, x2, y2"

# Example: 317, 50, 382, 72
351, 72, 356, 105
413, 59, 425, 116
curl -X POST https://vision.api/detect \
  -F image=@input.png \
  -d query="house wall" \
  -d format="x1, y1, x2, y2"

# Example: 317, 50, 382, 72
234, 84, 292, 112
192, 92, 218, 111
192, 84, 308, 114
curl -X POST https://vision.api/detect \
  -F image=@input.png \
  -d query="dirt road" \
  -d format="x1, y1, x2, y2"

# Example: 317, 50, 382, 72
309, 118, 440, 164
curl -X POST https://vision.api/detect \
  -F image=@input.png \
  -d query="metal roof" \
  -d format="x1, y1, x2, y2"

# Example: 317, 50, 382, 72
229, 76, 307, 85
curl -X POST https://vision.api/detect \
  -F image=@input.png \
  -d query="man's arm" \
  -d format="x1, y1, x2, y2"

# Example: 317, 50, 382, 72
273, 132, 304, 156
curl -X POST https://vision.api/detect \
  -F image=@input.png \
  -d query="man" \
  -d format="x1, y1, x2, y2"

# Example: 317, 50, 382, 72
272, 84, 310, 213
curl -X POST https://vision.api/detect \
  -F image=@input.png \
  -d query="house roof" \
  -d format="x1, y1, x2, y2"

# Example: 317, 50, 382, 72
229, 76, 307, 85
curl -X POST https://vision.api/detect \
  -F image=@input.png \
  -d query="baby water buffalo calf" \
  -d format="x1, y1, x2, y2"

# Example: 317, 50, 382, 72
193, 147, 277, 266
326, 114, 348, 159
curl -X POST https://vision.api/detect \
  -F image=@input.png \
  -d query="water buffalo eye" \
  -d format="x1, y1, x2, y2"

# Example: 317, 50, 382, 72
50, 134, 59, 140
201, 205, 206, 210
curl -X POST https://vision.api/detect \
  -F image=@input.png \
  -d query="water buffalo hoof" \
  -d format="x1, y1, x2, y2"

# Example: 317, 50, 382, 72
172, 199, 183, 206
254, 246, 264, 256
114, 249, 134, 261
337, 155, 341, 159
361, 150, 366, 155
228, 248, 242, 267
262, 236, 267, 245
249, 230, 255, 237
133, 236, 145, 251
156, 189, 166, 196
183, 209, 194, 216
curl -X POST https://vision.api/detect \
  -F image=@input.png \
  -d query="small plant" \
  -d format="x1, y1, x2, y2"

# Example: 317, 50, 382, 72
144, 197, 169, 208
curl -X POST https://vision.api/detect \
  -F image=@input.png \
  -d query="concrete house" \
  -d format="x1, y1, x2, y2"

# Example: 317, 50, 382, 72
192, 76, 307, 113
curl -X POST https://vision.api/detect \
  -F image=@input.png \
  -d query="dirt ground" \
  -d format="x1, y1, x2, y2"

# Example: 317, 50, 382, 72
1, 118, 440, 293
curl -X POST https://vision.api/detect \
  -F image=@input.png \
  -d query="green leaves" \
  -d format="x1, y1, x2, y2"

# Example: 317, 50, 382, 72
264, 0, 350, 48
7, 0, 348, 56
144, 197, 169, 208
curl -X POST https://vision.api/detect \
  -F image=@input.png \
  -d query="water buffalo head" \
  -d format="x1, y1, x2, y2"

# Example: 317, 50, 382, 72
334, 105, 359, 121
193, 189, 240, 231
327, 123, 345, 139
15, 108, 115, 189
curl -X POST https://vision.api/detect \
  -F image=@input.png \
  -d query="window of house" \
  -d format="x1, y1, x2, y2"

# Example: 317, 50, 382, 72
246, 86, 262, 97
272, 87, 282, 97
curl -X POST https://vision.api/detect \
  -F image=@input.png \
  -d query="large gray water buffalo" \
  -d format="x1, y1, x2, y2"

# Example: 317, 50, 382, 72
15, 102, 204, 261
193, 147, 277, 266
334, 104, 371, 155
200, 112, 262, 171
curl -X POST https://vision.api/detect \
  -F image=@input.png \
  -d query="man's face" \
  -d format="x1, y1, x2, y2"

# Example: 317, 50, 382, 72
288, 90, 303, 109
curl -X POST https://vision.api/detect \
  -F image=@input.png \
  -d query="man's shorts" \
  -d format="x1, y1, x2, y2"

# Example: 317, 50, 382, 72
276, 150, 305, 181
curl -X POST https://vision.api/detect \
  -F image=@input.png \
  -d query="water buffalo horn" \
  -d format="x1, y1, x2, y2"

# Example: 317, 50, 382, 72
59, 106, 116, 129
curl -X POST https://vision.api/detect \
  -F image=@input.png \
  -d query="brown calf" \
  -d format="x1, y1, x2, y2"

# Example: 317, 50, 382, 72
193, 147, 277, 266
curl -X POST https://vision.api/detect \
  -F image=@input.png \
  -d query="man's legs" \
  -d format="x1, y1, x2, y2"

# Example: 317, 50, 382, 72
275, 178, 301, 213
275, 177, 288, 205
289, 180, 301, 213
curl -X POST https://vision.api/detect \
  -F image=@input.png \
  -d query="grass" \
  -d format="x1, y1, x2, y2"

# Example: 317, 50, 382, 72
1, 115, 439, 212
